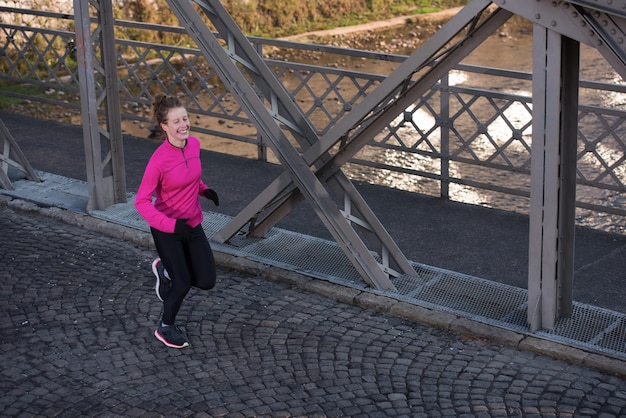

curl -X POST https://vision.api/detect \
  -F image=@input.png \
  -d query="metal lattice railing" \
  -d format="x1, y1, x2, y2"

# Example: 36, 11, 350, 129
0, 5, 625, 233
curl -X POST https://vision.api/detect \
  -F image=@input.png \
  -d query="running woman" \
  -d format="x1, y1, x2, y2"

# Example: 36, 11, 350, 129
135, 94, 219, 348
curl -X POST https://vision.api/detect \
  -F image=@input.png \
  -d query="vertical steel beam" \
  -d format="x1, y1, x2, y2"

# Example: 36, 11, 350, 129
529, 26, 557, 332
74, 0, 103, 210
73, 0, 125, 211
100, 0, 127, 205
528, 26, 579, 331
557, 37, 580, 319
440, 74, 451, 200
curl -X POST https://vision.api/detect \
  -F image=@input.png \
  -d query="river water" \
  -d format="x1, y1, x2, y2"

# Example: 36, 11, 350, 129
314, 20, 626, 234
449, 28, 621, 234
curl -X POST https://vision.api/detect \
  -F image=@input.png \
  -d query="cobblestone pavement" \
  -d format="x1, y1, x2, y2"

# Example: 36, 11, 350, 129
2, 203, 626, 417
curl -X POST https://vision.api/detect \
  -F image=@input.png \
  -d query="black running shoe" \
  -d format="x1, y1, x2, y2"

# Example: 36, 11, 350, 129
154, 322, 189, 348
152, 258, 171, 302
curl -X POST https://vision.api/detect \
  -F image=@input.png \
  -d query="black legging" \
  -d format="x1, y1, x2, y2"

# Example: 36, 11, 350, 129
151, 225, 216, 325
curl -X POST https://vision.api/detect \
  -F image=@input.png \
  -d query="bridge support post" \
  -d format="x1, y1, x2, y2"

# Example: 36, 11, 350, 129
73, 0, 126, 211
528, 26, 580, 331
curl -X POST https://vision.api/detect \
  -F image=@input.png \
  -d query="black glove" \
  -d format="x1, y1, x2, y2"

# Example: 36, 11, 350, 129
174, 219, 193, 237
203, 188, 219, 206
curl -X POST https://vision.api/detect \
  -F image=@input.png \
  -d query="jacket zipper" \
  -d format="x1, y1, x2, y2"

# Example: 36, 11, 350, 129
181, 147, 188, 168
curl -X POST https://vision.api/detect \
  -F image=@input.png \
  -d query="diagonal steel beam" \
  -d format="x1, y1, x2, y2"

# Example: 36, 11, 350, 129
220, 2, 511, 239
210, 1, 509, 282
214, 0, 495, 239
189, 0, 419, 280
192, 0, 321, 153
165, 0, 398, 290
573, 6, 626, 76
328, 8, 514, 170
0, 117, 41, 190
566, 0, 626, 17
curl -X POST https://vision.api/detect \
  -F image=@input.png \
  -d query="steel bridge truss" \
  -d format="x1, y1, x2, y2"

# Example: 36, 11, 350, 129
162, 0, 518, 292
159, 0, 626, 330
0, 0, 126, 210
4, 0, 622, 331
73, 0, 126, 211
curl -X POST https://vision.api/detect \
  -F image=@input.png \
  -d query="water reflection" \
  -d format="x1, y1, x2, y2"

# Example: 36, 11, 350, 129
338, 25, 626, 234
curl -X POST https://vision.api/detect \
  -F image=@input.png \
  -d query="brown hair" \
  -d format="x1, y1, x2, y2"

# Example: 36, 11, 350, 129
149, 94, 184, 140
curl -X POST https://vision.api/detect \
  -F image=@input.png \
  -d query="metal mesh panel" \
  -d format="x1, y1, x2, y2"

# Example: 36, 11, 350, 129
540, 306, 626, 356
232, 229, 364, 286
3, 171, 87, 211
91, 197, 147, 231
393, 265, 529, 329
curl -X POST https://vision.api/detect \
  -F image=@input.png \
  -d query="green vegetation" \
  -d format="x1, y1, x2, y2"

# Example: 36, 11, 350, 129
115, 0, 468, 38
0, 83, 50, 109
236, 0, 469, 37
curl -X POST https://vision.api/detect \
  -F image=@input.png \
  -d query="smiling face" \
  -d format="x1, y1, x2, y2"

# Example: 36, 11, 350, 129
161, 106, 190, 144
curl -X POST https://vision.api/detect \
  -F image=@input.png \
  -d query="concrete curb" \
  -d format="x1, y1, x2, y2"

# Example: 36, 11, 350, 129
3, 194, 626, 378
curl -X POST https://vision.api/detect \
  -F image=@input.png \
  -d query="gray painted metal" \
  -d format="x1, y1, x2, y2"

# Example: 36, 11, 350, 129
493, 0, 626, 79
243, 2, 514, 240
528, 29, 581, 332
195, 0, 512, 290
315, 6, 515, 181
519, 0, 626, 330
557, 38, 581, 323
0, 117, 41, 190
99, 0, 127, 207
73, 0, 126, 211
188, 0, 416, 286
568, 0, 626, 17
165, 0, 398, 291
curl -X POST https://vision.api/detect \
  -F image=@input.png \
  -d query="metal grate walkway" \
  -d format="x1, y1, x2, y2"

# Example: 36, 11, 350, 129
2, 171, 625, 361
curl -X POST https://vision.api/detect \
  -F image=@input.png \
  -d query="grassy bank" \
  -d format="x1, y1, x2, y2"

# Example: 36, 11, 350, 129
118, 0, 468, 38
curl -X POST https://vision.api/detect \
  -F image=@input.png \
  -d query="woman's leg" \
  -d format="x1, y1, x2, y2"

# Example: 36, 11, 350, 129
151, 227, 192, 325
186, 225, 217, 290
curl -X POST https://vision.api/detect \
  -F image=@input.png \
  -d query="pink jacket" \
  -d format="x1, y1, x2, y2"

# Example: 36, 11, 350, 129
135, 136, 210, 233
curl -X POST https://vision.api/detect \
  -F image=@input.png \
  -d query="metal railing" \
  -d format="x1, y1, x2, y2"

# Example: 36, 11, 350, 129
1, 6, 624, 233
